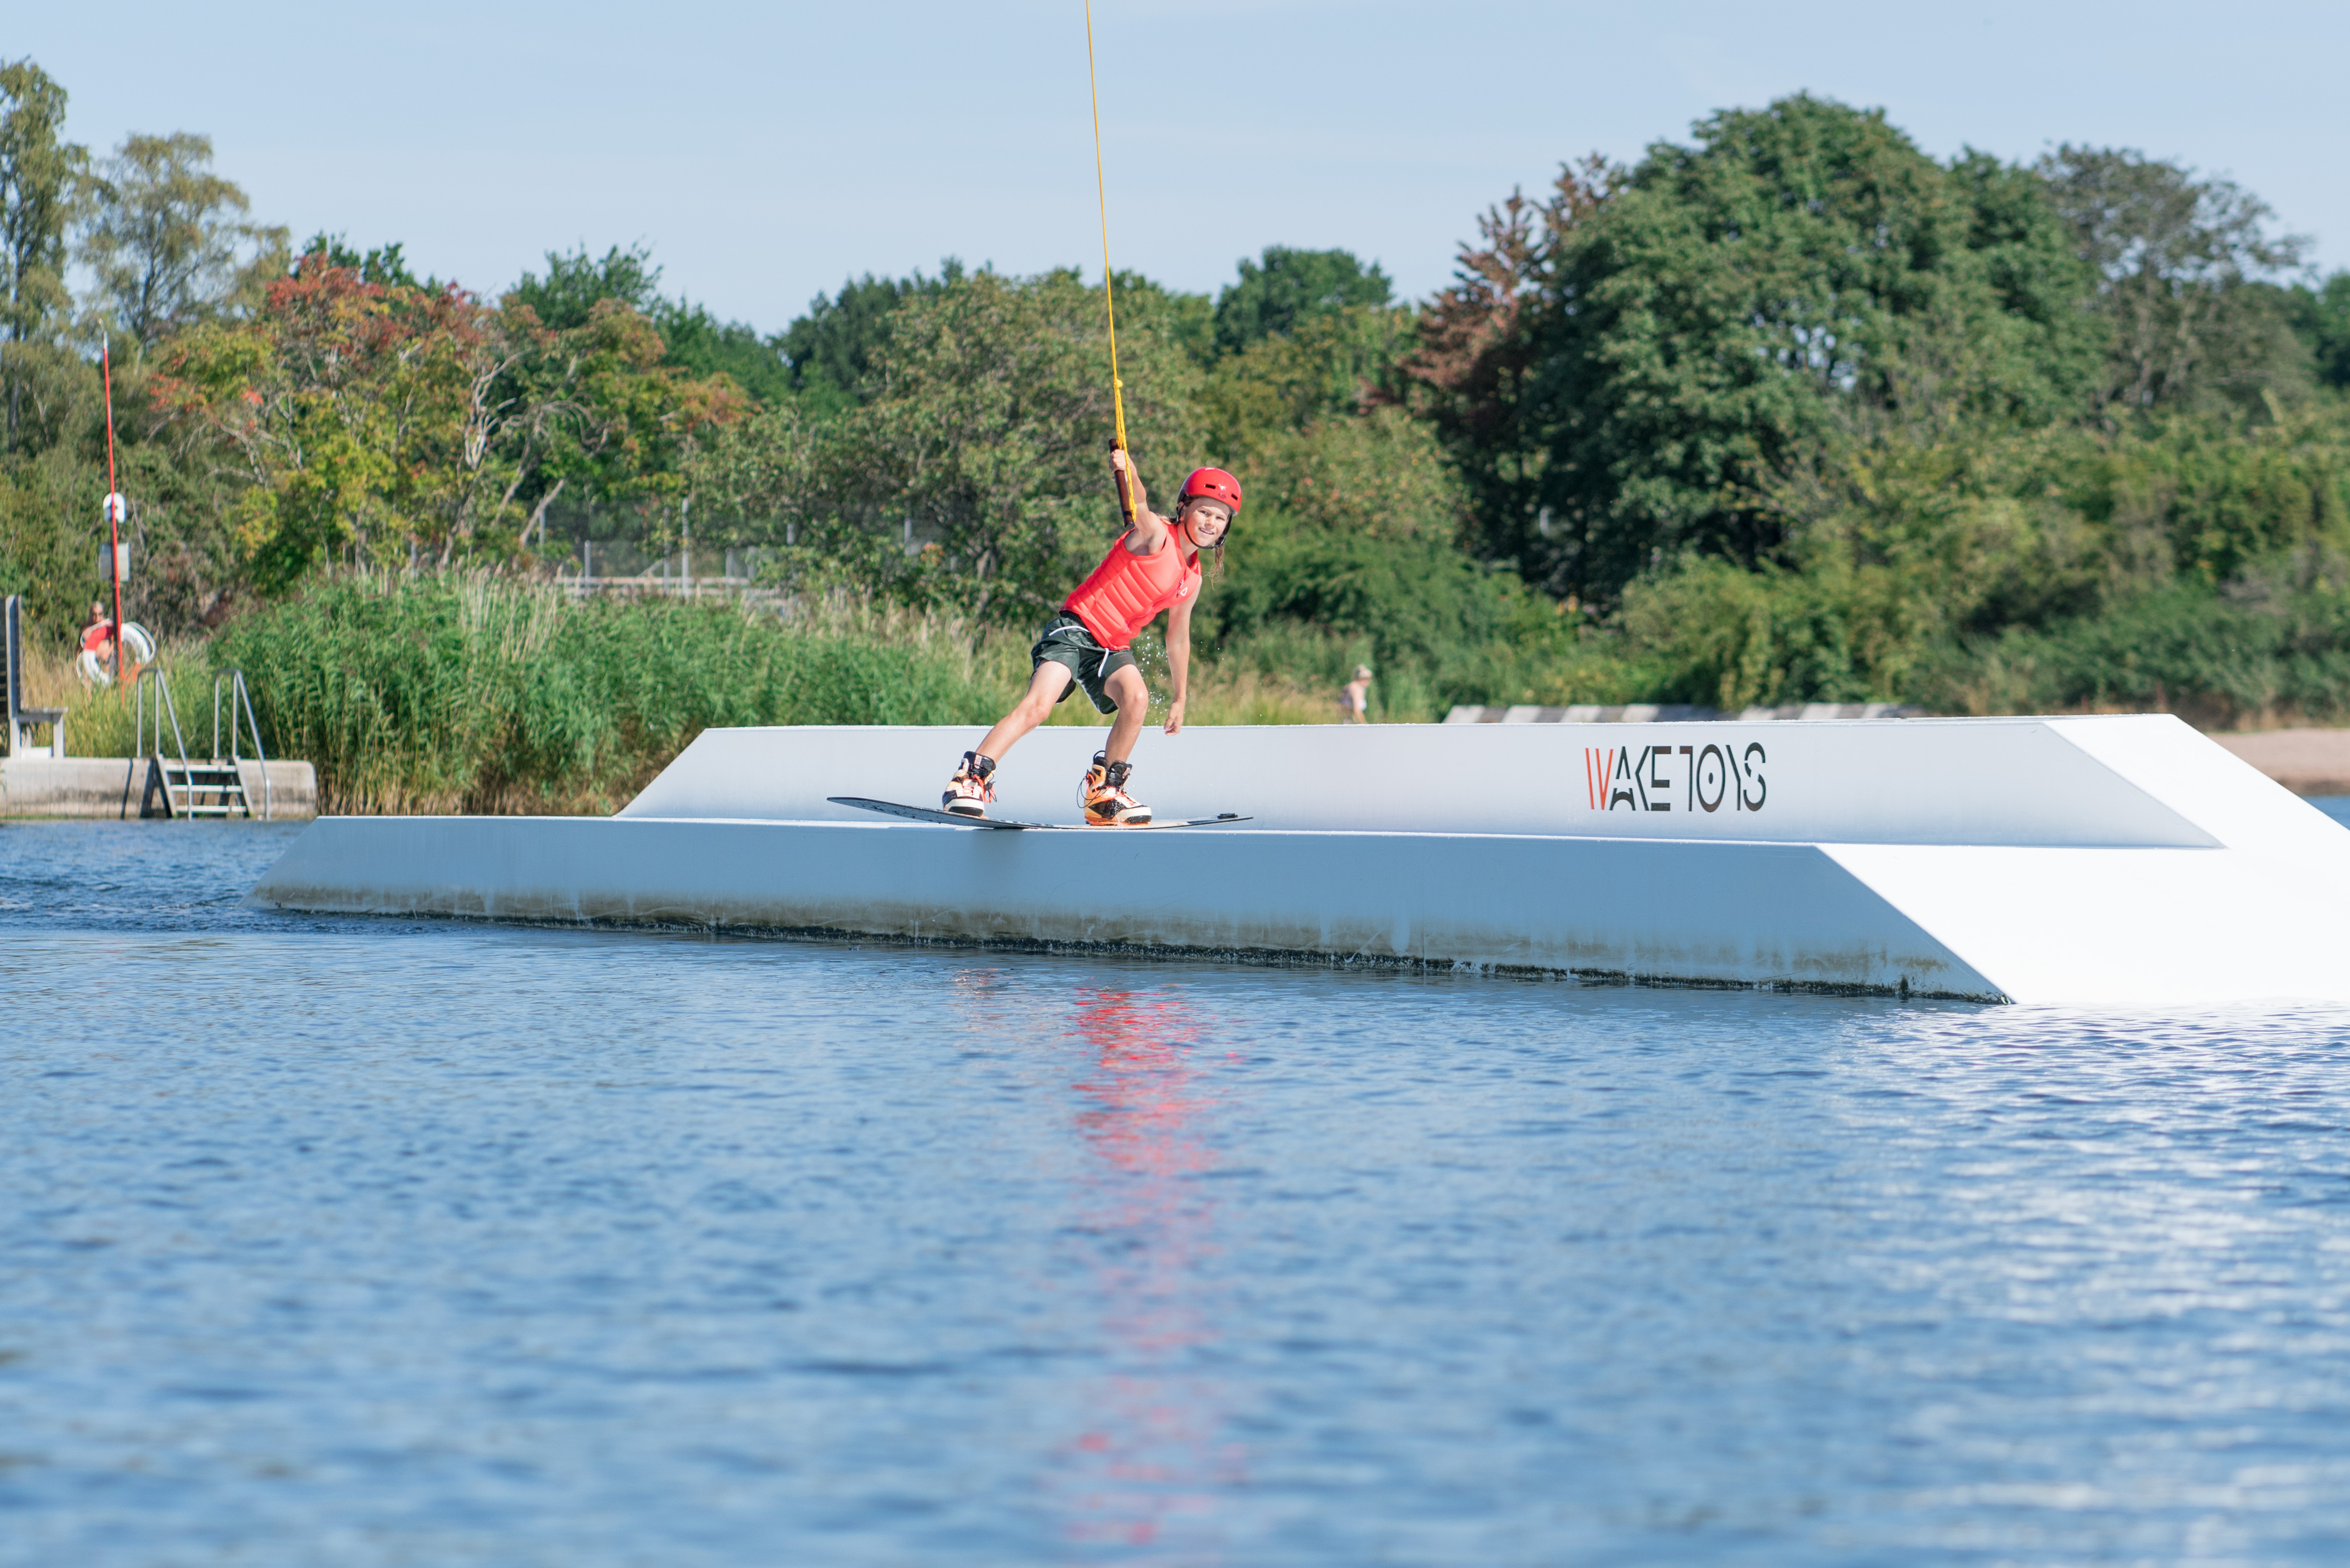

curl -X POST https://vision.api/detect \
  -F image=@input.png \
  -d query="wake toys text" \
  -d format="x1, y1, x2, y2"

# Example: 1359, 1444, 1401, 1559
1585, 742, 1766, 813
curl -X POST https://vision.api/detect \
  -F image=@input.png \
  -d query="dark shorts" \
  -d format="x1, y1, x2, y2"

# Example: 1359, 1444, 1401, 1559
1031, 611, 1136, 715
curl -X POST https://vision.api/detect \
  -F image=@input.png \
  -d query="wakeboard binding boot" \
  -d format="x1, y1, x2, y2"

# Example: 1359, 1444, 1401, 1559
1079, 752, 1152, 826
942, 751, 996, 818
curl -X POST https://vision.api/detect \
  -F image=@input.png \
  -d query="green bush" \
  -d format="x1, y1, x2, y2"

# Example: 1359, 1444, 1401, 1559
1204, 505, 1627, 712
1922, 584, 2350, 725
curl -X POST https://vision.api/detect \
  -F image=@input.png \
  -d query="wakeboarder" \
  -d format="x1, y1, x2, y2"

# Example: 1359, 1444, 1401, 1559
942, 449, 1239, 826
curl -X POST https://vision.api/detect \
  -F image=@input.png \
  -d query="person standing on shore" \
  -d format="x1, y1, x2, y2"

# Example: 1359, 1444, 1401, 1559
941, 449, 1240, 826
1339, 664, 1373, 724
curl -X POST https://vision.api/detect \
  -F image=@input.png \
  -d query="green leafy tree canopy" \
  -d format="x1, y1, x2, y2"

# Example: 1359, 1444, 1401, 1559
1427, 95, 2105, 603
153, 254, 747, 592
775, 262, 963, 411
1212, 245, 1392, 357
695, 266, 1202, 626
0, 58, 89, 449
2036, 146, 2310, 410
83, 132, 288, 347
299, 232, 425, 290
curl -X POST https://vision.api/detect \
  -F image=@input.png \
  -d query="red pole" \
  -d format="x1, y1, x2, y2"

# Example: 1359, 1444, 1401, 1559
102, 340, 123, 682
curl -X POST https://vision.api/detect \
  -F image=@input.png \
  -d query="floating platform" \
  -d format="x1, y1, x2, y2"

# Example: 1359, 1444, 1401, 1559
246, 717, 2350, 1007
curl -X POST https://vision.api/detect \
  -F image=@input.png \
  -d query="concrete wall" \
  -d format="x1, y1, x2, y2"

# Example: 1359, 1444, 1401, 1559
1, 757, 317, 820
252, 814, 2008, 998
246, 716, 2350, 1007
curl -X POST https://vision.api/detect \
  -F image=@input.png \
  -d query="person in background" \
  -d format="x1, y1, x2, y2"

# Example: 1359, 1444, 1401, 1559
1340, 664, 1373, 724
79, 600, 117, 660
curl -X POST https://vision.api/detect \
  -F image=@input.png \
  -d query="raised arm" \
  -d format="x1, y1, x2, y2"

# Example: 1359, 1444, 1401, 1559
1110, 449, 1173, 553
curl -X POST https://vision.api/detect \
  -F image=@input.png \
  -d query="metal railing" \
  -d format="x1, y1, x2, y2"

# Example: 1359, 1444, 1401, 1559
134, 668, 273, 820
134, 666, 190, 775
214, 669, 271, 820
558, 573, 791, 609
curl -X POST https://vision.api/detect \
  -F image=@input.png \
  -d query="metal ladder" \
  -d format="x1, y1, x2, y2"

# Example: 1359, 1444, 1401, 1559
135, 669, 271, 819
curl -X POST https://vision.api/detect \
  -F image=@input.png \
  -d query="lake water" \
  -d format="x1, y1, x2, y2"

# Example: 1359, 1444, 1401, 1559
7, 810, 2350, 1566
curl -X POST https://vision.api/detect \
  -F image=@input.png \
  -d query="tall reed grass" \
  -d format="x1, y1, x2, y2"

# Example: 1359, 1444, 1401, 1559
24, 575, 1361, 812
12, 644, 227, 762
203, 577, 1026, 813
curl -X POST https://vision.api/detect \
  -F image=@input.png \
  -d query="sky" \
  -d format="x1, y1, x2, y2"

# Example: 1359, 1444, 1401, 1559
15, 0, 2348, 332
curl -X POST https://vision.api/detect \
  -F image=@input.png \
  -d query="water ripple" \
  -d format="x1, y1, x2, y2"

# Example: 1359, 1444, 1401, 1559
3, 819, 2350, 1564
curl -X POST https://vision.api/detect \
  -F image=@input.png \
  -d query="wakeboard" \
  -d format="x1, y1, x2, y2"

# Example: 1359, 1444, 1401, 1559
829, 797, 1250, 832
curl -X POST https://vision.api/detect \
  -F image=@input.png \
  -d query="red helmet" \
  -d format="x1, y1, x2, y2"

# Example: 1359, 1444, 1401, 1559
1178, 467, 1242, 517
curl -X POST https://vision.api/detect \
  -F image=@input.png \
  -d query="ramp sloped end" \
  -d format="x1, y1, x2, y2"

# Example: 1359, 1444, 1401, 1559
1827, 842, 2350, 1007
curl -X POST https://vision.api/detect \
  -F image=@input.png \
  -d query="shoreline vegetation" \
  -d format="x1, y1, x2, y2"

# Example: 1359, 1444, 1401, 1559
28, 567, 2350, 817
5, 64, 2350, 813
26, 576, 1371, 815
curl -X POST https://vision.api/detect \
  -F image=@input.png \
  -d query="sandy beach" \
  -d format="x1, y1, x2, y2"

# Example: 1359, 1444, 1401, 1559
2213, 729, 2350, 796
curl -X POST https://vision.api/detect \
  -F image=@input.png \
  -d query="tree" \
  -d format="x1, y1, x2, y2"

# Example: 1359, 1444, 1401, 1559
1436, 96, 2103, 603
80, 132, 287, 347
2292, 272, 2350, 391
509, 244, 790, 404
775, 264, 961, 410
153, 260, 488, 589
491, 286, 745, 551
506, 243, 659, 329
695, 267, 1202, 626
1239, 405, 1466, 544
298, 232, 424, 289
2036, 146, 2309, 410
1202, 304, 1416, 462
0, 58, 87, 445
1401, 164, 1608, 557
1211, 246, 1392, 357
152, 254, 744, 591
495, 244, 757, 545
653, 298, 790, 403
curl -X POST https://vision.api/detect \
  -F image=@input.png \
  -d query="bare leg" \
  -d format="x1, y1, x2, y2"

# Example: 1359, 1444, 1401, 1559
1101, 664, 1150, 765
974, 661, 1075, 763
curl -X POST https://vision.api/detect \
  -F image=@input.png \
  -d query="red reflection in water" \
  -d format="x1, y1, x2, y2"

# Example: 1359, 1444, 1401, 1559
1053, 985, 1244, 1561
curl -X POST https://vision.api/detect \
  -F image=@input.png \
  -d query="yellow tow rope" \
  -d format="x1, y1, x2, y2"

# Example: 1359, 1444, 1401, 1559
1083, 0, 1135, 523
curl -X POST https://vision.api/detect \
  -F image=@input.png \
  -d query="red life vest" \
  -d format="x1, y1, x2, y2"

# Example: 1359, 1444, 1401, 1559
1063, 529, 1200, 650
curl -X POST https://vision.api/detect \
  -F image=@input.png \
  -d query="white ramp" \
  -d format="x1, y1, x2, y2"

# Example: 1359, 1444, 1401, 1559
248, 716, 2350, 1007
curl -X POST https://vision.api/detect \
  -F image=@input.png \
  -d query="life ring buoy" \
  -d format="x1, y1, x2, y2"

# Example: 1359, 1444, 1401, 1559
78, 622, 157, 686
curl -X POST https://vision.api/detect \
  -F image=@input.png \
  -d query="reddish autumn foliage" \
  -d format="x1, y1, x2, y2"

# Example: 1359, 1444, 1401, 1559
151, 252, 744, 591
